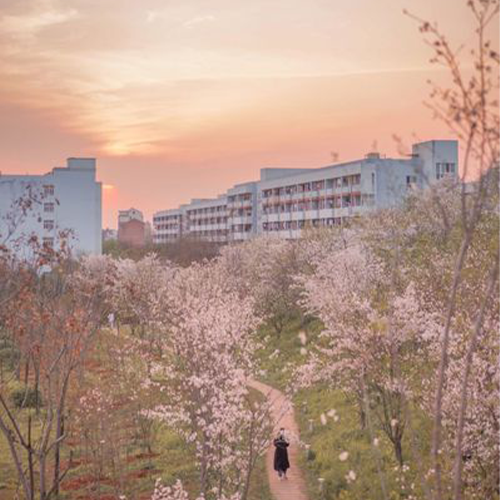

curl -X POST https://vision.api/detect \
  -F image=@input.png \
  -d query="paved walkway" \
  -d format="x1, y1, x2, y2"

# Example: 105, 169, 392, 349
248, 380, 309, 500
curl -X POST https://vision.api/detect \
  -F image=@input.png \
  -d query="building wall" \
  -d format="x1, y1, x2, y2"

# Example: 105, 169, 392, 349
227, 182, 257, 241
185, 196, 228, 242
0, 158, 102, 258
153, 207, 185, 244
118, 219, 146, 247
412, 140, 459, 184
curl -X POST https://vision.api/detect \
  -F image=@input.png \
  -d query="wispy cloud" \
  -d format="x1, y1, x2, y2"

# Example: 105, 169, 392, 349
183, 15, 215, 28
0, 8, 79, 39
145, 10, 160, 23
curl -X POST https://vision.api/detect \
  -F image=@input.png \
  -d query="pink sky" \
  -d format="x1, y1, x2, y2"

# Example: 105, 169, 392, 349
0, 0, 494, 228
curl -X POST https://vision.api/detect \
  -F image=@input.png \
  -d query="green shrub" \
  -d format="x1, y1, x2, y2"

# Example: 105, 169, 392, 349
0, 345, 20, 371
11, 386, 42, 408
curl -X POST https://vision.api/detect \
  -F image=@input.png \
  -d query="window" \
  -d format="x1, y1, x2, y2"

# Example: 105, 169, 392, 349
406, 175, 417, 188
44, 202, 54, 213
43, 184, 54, 196
43, 237, 54, 248
371, 173, 376, 189
362, 194, 375, 206
43, 220, 54, 230
436, 162, 456, 179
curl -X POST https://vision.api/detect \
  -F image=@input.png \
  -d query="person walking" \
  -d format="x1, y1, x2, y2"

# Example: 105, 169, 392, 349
273, 427, 290, 480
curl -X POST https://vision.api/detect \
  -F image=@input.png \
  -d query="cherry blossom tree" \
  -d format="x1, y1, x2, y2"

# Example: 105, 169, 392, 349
145, 262, 271, 500
296, 231, 441, 467
111, 254, 174, 338
218, 237, 304, 336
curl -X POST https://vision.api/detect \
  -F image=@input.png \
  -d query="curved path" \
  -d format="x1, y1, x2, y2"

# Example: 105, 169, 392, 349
248, 380, 309, 500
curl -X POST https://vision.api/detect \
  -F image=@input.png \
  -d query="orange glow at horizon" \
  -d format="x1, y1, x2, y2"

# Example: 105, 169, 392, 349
0, 0, 496, 228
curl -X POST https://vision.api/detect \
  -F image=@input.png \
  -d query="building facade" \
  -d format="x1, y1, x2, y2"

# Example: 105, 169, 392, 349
152, 140, 458, 243
0, 158, 102, 258
118, 208, 144, 225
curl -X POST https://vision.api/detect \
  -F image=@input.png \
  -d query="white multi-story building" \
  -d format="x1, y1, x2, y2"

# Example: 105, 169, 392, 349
0, 158, 102, 258
153, 207, 186, 244
153, 140, 458, 243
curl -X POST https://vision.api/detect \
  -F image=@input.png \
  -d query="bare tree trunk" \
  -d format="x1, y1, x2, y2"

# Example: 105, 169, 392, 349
39, 454, 47, 500
28, 415, 35, 500
361, 377, 389, 500
431, 237, 470, 500
452, 258, 499, 500
394, 438, 404, 467
200, 436, 209, 496
241, 419, 255, 500
53, 413, 64, 498
0, 414, 32, 500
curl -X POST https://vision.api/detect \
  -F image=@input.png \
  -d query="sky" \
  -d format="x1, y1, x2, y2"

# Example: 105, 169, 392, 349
0, 0, 494, 228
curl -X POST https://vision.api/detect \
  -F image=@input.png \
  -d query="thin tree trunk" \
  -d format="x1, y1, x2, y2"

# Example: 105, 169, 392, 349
200, 436, 209, 496
28, 415, 35, 500
39, 454, 47, 500
361, 377, 389, 500
53, 413, 64, 498
431, 237, 470, 500
0, 415, 32, 500
452, 258, 499, 500
394, 438, 404, 467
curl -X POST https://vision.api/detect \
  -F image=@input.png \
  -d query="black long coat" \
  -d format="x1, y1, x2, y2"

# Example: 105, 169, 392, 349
273, 437, 290, 472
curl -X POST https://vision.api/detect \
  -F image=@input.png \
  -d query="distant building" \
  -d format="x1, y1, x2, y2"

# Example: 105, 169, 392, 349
144, 221, 153, 244
118, 208, 143, 225
102, 228, 118, 241
0, 158, 102, 258
153, 140, 459, 243
118, 208, 146, 247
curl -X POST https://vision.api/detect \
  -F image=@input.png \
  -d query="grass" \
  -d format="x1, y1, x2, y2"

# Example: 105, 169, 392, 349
255, 312, 323, 391
256, 316, 431, 500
